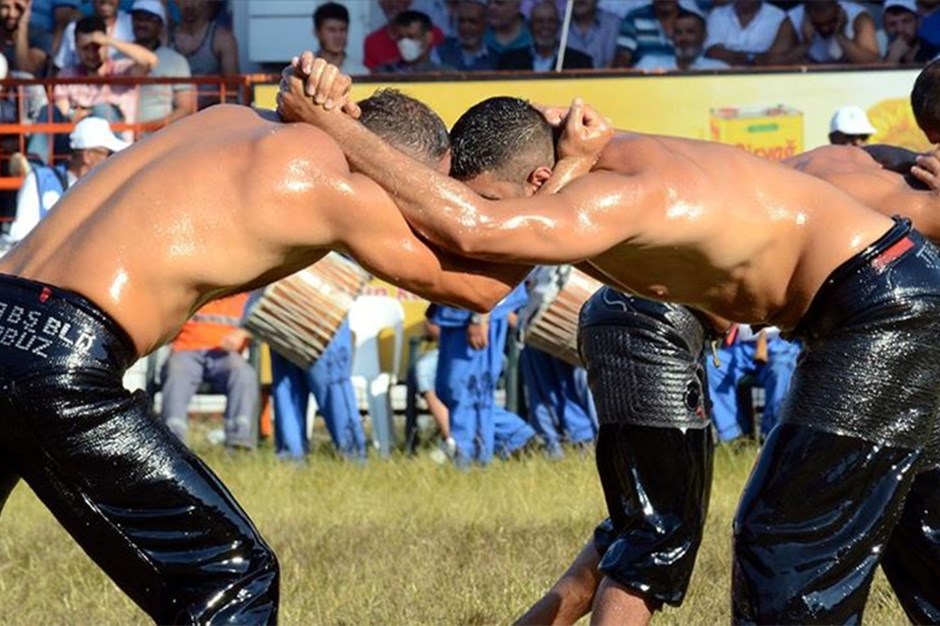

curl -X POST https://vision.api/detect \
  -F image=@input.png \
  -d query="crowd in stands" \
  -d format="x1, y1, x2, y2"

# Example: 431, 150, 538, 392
322, 0, 940, 75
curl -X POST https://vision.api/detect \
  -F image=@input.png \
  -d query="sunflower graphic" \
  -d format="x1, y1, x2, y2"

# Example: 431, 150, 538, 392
867, 99, 932, 151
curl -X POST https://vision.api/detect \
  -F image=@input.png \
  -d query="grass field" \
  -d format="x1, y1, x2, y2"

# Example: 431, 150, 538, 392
0, 424, 909, 625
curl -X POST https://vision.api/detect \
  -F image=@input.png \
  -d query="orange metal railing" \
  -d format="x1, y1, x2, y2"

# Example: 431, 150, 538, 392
0, 73, 264, 197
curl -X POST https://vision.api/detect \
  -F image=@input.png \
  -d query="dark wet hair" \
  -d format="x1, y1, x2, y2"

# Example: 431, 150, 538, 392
449, 96, 554, 181
313, 2, 349, 29
357, 89, 450, 166
75, 15, 107, 36
912, 59, 940, 137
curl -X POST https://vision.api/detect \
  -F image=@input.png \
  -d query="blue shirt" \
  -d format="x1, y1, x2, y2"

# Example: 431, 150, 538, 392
433, 37, 499, 71
432, 283, 530, 327
484, 22, 533, 54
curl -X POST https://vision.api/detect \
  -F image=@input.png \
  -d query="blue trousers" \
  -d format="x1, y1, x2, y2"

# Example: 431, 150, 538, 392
270, 321, 366, 460
520, 347, 597, 455
436, 318, 535, 464
707, 337, 800, 441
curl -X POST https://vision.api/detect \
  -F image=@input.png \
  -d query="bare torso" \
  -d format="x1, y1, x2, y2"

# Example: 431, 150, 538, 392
580, 133, 894, 329
0, 106, 348, 355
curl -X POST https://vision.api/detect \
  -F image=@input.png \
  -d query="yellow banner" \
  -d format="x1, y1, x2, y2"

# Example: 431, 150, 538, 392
256, 68, 929, 152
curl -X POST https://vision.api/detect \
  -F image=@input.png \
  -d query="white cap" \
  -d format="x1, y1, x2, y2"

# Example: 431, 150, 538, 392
883, 0, 918, 13
0, 53, 7, 81
829, 106, 877, 135
69, 117, 130, 152
131, 0, 167, 23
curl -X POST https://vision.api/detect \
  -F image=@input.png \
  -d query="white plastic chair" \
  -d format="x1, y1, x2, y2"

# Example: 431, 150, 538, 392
348, 295, 405, 458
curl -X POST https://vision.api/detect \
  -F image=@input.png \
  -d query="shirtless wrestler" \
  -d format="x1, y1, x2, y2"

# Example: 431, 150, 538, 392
280, 54, 940, 625
514, 60, 940, 626
0, 91, 528, 623
511, 145, 940, 626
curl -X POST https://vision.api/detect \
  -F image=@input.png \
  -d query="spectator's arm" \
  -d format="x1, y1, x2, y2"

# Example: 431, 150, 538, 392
100, 34, 159, 73
835, 12, 879, 64
213, 26, 240, 75
141, 86, 196, 129
764, 18, 809, 65
52, 84, 73, 117
704, 44, 767, 66
14, 2, 48, 75
51, 3, 80, 58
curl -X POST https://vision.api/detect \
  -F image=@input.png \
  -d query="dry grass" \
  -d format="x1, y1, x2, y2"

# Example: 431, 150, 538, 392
0, 425, 908, 625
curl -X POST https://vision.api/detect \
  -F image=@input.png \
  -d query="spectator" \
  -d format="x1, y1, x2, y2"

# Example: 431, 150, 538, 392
766, 0, 880, 65
269, 319, 367, 463
363, 0, 444, 71
635, 7, 730, 70
828, 104, 876, 145
28, 14, 157, 164
433, 0, 499, 71
415, 0, 460, 36
377, 9, 454, 73
1, 0, 53, 76
7, 117, 126, 242
414, 304, 456, 459
132, 0, 196, 132
706, 325, 800, 442
161, 293, 258, 451
432, 283, 537, 467
883, 0, 936, 65
484, 0, 532, 54
172, 0, 239, 109
518, 267, 597, 459
497, 0, 593, 70
53, 0, 133, 73
565, 0, 620, 68
312, 2, 367, 75
612, 0, 682, 67
704, 0, 788, 66
27, 0, 79, 56
520, 346, 597, 457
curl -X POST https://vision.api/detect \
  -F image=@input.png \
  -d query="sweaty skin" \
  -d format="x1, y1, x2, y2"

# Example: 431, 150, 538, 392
786, 144, 940, 242
0, 105, 527, 356
280, 75, 891, 331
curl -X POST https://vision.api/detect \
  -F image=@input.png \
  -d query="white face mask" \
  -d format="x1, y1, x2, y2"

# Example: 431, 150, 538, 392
397, 37, 424, 62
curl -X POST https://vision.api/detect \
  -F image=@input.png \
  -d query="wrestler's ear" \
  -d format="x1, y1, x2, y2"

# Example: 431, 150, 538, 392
527, 166, 553, 195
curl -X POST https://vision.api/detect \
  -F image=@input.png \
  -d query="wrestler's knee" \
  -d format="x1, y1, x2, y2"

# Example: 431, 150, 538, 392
185, 544, 280, 625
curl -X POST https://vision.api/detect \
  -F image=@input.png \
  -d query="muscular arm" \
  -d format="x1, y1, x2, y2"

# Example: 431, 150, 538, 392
863, 144, 931, 191
321, 169, 532, 312
279, 80, 640, 266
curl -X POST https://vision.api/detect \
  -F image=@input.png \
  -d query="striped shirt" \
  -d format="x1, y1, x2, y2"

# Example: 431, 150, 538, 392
617, 3, 675, 63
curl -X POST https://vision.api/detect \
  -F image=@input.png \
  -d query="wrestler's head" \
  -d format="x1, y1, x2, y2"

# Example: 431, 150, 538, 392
911, 59, 940, 144
449, 96, 555, 199
356, 88, 451, 173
